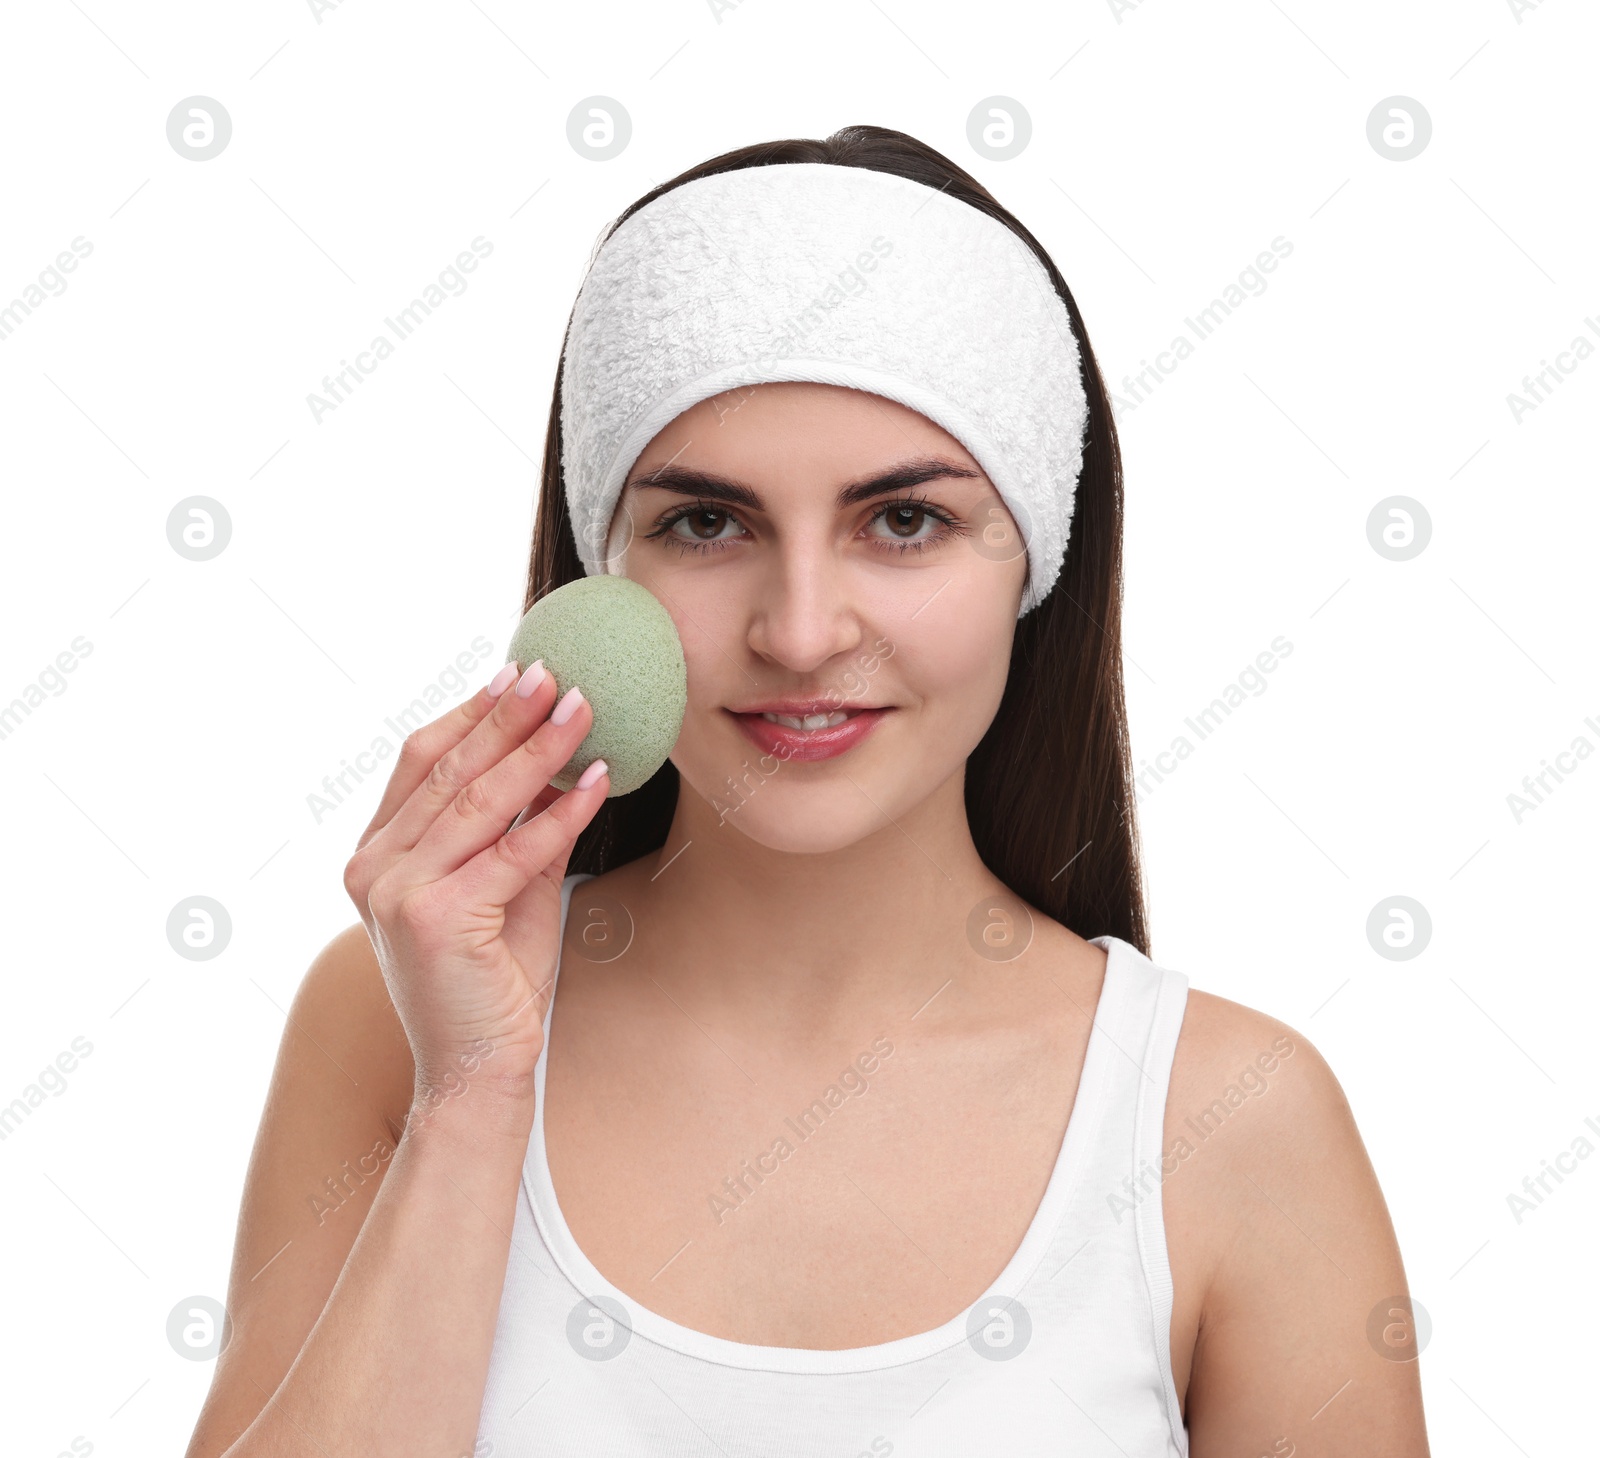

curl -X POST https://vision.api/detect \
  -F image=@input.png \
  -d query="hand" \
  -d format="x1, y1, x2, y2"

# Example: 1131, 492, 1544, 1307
342, 661, 609, 1114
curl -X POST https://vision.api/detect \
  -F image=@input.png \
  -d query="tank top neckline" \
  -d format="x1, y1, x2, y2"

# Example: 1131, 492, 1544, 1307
524, 870, 1135, 1375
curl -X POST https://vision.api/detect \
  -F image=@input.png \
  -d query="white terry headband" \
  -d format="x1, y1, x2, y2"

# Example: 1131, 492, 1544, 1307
559, 162, 1089, 618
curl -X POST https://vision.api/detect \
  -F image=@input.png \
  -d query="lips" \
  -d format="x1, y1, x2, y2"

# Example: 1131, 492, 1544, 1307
726, 706, 892, 762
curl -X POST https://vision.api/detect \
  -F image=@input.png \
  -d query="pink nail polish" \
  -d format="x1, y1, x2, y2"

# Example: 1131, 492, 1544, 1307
487, 663, 519, 698
575, 758, 608, 790
550, 685, 585, 726
515, 660, 546, 698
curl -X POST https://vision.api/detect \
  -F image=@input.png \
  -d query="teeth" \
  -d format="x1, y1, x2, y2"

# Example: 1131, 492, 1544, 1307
761, 710, 852, 731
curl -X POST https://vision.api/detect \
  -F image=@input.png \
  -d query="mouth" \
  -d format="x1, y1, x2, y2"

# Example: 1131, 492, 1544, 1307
723, 704, 893, 762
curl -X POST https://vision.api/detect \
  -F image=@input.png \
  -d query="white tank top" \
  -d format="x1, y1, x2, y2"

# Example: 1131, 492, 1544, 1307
476, 872, 1192, 1456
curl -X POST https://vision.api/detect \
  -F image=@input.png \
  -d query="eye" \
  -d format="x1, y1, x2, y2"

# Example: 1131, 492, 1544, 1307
643, 493, 967, 557
864, 495, 965, 555
646, 502, 749, 555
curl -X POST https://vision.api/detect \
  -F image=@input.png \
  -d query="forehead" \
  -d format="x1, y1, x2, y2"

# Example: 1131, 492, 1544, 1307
627, 381, 985, 485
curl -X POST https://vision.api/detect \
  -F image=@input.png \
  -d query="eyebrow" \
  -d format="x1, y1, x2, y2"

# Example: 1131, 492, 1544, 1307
623, 455, 985, 512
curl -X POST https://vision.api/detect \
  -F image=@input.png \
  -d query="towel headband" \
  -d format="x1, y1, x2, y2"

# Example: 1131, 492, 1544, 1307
559, 162, 1088, 618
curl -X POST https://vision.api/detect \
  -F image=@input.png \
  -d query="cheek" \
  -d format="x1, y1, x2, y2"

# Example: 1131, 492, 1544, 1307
672, 613, 734, 711
897, 559, 1026, 724
902, 613, 1013, 736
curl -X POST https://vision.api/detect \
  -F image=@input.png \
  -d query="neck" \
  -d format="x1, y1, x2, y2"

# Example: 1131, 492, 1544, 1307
620, 767, 1006, 1034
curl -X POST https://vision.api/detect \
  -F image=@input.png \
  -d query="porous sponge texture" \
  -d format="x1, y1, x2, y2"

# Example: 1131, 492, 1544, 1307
505, 575, 686, 797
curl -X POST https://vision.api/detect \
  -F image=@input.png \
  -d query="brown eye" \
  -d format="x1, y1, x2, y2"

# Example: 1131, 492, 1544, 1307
677, 508, 730, 540
655, 503, 747, 553
863, 497, 962, 555
883, 504, 925, 538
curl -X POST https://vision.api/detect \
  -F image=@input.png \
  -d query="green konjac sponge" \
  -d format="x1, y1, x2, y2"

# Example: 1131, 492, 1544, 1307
505, 576, 687, 797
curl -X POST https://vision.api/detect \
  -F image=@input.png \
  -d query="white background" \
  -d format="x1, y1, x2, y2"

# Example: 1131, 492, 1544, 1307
1, 0, 1594, 1453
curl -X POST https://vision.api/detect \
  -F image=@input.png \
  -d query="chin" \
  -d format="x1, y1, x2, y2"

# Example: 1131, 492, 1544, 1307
712, 792, 888, 855
674, 750, 905, 856
720, 797, 896, 857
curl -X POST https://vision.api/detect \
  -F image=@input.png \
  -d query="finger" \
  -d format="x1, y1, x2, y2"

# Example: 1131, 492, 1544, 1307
508, 779, 569, 833
353, 667, 520, 854
439, 761, 610, 920
399, 687, 597, 887
359, 661, 562, 863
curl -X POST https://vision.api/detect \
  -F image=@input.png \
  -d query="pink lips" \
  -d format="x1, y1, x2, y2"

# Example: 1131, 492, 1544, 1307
728, 707, 892, 762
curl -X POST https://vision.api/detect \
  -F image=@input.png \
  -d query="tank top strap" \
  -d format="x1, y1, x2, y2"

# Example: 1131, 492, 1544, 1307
1086, 934, 1190, 1198
1043, 933, 1189, 1449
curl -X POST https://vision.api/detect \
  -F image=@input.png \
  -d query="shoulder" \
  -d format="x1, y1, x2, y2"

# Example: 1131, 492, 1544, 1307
1157, 982, 1428, 1446
1164, 984, 1367, 1236
1167, 985, 1344, 1131
297, 921, 391, 1021
288, 922, 415, 1128
184, 928, 415, 1455
1159, 979, 1374, 1315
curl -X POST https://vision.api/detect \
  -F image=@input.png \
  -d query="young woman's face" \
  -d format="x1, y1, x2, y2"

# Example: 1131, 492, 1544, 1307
607, 381, 1028, 854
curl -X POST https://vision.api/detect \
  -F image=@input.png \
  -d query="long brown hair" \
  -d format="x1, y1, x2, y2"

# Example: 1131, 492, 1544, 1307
523, 124, 1149, 955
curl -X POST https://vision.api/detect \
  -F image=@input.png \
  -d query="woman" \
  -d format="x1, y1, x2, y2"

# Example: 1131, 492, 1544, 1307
186, 126, 1430, 1457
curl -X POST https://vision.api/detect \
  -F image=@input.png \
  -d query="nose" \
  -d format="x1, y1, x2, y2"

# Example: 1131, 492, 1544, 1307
744, 538, 865, 674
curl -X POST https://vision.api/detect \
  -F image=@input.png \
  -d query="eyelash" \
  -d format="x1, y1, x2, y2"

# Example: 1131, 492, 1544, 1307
645, 494, 968, 558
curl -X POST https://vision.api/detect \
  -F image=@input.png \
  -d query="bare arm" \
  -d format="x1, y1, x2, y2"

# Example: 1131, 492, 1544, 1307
184, 658, 609, 1457
183, 928, 539, 1458
1172, 994, 1431, 1457
231, 1095, 537, 1457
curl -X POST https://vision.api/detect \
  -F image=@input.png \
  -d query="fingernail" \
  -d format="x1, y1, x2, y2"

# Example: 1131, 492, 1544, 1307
515, 660, 546, 698
575, 758, 608, 790
551, 685, 585, 726
487, 663, 519, 698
